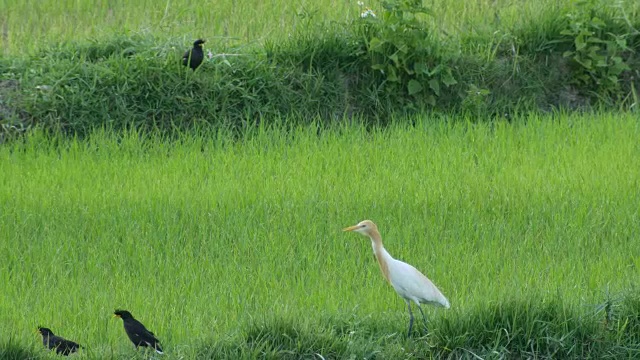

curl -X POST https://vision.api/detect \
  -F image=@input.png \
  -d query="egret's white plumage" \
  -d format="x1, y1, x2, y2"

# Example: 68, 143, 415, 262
343, 220, 449, 336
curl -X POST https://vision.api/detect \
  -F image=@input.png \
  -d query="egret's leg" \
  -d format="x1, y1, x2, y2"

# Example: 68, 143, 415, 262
406, 300, 414, 337
416, 303, 428, 333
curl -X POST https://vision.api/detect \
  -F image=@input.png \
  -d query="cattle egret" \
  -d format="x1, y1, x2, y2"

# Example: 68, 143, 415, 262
343, 220, 450, 336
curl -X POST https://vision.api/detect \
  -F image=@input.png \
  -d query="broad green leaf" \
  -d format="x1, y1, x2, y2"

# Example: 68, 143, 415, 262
369, 37, 384, 51
615, 37, 627, 49
408, 79, 423, 95
387, 66, 398, 82
413, 62, 428, 75
442, 69, 458, 86
389, 53, 399, 65
575, 36, 586, 51
429, 79, 440, 96
426, 94, 436, 106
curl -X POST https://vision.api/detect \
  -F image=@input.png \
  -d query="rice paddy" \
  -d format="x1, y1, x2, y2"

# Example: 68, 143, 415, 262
1, 113, 639, 358
1, 0, 589, 56
2, 0, 640, 358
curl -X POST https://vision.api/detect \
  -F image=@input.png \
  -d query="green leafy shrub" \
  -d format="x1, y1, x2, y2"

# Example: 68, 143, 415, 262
560, 0, 632, 95
354, 0, 457, 107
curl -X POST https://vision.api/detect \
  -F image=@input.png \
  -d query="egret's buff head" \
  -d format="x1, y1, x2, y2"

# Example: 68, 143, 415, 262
342, 220, 379, 236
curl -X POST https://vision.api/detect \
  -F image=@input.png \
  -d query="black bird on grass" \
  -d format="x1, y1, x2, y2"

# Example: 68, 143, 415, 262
182, 39, 206, 70
113, 310, 163, 354
37, 327, 82, 356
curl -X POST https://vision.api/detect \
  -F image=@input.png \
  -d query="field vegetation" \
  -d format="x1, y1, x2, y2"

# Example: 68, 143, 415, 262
1, 113, 640, 358
1, 0, 639, 358
1, 0, 639, 136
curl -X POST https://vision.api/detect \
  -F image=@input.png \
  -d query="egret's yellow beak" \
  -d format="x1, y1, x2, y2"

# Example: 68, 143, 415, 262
342, 225, 359, 232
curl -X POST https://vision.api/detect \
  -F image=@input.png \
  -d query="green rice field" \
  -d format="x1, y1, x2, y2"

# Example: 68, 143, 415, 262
1, 0, 601, 55
1, 113, 639, 358
2, 0, 640, 358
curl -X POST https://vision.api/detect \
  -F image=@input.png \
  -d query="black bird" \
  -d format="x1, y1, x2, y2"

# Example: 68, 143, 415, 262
113, 310, 163, 354
37, 327, 82, 356
182, 39, 206, 70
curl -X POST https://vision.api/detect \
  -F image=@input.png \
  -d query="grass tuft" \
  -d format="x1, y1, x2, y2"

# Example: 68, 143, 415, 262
244, 320, 349, 359
434, 299, 594, 358
0, 338, 39, 360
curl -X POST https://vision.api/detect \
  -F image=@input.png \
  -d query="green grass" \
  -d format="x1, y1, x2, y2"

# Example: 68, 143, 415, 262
0, 0, 604, 56
1, 0, 639, 135
1, 112, 639, 358
2, 0, 639, 357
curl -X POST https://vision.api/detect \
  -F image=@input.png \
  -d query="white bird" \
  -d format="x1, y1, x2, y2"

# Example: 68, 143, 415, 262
343, 220, 450, 336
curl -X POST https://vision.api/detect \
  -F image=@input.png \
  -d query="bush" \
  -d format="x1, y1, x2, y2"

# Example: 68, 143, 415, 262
354, 0, 458, 108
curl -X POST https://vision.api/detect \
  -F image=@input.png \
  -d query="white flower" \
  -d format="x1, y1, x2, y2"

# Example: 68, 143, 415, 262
207, 50, 214, 59
360, 8, 376, 18
357, 1, 364, 6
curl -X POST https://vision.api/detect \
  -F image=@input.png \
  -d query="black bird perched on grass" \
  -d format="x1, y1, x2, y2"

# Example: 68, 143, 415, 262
37, 327, 82, 356
182, 39, 206, 70
113, 310, 163, 354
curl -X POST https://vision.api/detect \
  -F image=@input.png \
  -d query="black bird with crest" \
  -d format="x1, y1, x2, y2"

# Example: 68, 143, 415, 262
37, 327, 82, 356
182, 39, 206, 70
113, 310, 163, 354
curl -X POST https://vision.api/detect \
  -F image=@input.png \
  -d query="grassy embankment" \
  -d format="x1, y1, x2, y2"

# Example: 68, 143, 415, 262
1, 113, 639, 359
1, 0, 639, 136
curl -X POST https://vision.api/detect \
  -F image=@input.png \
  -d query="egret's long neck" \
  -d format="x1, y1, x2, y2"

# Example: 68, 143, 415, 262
368, 229, 393, 283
